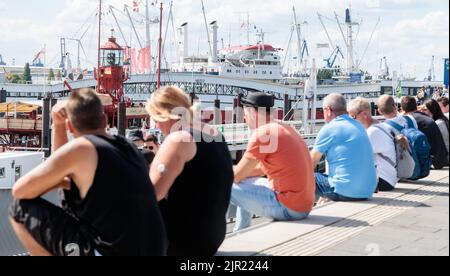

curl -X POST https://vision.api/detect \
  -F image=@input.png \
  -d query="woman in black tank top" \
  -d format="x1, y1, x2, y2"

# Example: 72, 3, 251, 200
146, 86, 234, 256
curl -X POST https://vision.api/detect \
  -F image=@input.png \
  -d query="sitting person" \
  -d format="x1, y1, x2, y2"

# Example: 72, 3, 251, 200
348, 97, 397, 191
310, 93, 378, 202
437, 97, 449, 119
423, 99, 449, 165
144, 134, 160, 155
128, 129, 155, 165
9, 88, 166, 256
401, 96, 447, 169
128, 129, 146, 148
146, 86, 234, 256
377, 95, 412, 130
231, 92, 315, 232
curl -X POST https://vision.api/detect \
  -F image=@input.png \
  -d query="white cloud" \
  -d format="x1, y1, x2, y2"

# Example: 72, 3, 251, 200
375, 11, 449, 78
0, 0, 448, 80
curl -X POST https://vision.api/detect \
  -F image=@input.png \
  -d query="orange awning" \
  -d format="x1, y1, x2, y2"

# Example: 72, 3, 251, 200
0, 102, 41, 113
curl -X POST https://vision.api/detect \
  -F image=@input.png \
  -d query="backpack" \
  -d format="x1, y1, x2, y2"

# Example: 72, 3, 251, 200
386, 116, 431, 180
372, 124, 415, 180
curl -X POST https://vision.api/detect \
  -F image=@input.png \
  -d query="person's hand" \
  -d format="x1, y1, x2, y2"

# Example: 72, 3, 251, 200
317, 197, 331, 207
52, 102, 68, 126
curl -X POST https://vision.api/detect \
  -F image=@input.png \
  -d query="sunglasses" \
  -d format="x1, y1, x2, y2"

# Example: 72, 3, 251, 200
351, 111, 362, 120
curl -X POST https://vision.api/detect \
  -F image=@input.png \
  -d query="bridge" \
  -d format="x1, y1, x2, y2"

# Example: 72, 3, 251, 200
1, 73, 393, 104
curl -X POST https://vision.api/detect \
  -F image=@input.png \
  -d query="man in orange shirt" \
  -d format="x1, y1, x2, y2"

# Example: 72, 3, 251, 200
231, 92, 315, 232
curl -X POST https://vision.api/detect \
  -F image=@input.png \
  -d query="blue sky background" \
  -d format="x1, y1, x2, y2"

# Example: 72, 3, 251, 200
0, 0, 448, 80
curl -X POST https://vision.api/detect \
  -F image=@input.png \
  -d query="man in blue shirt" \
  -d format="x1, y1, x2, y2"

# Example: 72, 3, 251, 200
310, 93, 378, 202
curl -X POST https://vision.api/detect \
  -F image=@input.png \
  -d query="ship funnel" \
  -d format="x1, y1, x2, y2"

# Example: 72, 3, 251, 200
179, 23, 189, 60
210, 21, 218, 63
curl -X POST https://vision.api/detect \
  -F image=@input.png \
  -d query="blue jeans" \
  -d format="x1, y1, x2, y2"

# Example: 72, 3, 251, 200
314, 173, 367, 202
230, 177, 310, 232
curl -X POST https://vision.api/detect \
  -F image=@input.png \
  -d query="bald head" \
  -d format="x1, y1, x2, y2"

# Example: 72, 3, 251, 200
377, 95, 397, 117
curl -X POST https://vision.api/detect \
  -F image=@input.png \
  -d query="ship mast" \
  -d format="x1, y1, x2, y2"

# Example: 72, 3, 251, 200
201, 0, 213, 60
97, 0, 102, 89
145, 0, 151, 73
157, 2, 163, 89
293, 7, 302, 74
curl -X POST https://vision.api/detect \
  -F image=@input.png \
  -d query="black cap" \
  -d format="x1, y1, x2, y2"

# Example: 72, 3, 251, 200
128, 129, 144, 142
241, 92, 274, 108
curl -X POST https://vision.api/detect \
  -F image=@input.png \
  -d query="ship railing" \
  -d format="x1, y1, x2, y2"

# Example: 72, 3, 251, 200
213, 120, 305, 144
8, 147, 49, 153
0, 118, 42, 131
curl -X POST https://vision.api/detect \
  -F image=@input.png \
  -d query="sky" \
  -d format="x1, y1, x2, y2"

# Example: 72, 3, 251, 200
0, 0, 448, 80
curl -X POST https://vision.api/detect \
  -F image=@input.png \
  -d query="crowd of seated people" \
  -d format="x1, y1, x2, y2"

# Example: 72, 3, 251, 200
8, 86, 449, 256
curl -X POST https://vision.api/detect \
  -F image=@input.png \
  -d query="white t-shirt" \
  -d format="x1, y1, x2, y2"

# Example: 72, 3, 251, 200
367, 124, 398, 187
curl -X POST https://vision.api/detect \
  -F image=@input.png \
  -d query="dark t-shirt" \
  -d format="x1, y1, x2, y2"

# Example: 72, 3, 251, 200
63, 135, 167, 256
159, 130, 234, 256
412, 112, 448, 169
141, 149, 155, 166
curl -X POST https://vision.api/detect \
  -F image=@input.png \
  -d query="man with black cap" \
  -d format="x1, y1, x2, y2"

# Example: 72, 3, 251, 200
231, 92, 315, 232
128, 129, 145, 148
128, 129, 155, 165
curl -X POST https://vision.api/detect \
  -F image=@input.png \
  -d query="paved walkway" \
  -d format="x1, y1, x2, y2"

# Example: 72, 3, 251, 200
220, 169, 449, 256
319, 194, 449, 256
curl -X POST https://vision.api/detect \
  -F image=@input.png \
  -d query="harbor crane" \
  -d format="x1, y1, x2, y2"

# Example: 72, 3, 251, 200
324, 46, 344, 69
31, 49, 45, 67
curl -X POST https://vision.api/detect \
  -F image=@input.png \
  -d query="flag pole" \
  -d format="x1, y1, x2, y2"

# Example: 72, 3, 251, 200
97, 0, 102, 90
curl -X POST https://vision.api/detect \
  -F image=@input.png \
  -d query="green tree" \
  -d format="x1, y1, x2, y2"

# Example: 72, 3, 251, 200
23, 63, 32, 83
47, 68, 55, 81
8, 74, 22, 84
56, 70, 62, 81
317, 69, 333, 82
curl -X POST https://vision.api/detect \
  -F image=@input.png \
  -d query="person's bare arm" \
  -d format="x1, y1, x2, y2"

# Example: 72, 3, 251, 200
13, 139, 97, 200
12, 142, 77, 200
248, 162, 265, 178
51, 102, 69, 153
234, 155, 260, 184
310, 150, 323, 169
150, 132, 196, 201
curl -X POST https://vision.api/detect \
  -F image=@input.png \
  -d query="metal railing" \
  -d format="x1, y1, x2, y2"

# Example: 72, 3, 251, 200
8, 147, 49, 153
